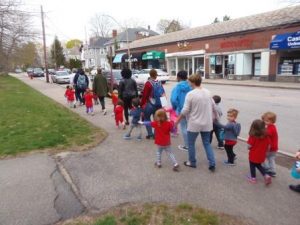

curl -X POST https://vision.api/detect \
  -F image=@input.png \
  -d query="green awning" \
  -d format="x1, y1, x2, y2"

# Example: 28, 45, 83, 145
142, 51, 165, 60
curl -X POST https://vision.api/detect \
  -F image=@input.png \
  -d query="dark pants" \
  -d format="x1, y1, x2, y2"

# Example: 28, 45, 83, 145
98, 96, 105, 110
123, 97, 133, 123
210, 123, 224, 147
76, 88, 85, 104
143, 102, 160, 136
249, 161, 266, 178
224, 144, 236, 163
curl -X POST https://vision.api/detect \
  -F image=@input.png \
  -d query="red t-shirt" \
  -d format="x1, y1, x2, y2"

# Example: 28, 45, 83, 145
112, 94, 118, 106
84, 93, 93, 107
151, 121, 172, 146
114, 105, 124, 122
266, 124, 278, 152
67, 90, 75, 101
247, 135, 270, 163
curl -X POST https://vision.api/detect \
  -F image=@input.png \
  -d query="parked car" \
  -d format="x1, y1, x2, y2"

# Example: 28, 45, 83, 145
26, 68, 33, 76
32, 68, 44, 77
133, 69, 170, 85
15, 68, 22, 73
51, 70, 71, 84
102, 70, 123, 91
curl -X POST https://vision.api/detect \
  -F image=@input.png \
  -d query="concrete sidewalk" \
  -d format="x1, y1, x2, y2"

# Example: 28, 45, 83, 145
3, 74, 300, 225
169, 76, 300, 90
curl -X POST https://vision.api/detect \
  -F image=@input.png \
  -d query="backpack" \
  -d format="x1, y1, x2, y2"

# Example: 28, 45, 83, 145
149, 80, 164, 107
77, 74, 87, 89
122, 79, 136, 98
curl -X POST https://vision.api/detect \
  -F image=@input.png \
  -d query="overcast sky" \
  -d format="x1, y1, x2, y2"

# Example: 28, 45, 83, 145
23, 0, 296, 43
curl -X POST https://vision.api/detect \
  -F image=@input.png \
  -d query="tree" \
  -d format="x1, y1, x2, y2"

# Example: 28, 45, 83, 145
213, 15, 231, 24
68, 58, 82, 70
90, 13, 114, 37
213, 17, 220, 23
66, 39, 82, 49
51, 36, 65, 68
13, 42, 40, 68
157, 19, 189, 34
0, 0, 35, 72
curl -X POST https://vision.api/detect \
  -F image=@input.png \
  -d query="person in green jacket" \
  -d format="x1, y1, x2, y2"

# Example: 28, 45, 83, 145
93, 68, 109, 115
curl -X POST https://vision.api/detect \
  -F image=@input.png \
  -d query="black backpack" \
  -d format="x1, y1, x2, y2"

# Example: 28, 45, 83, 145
122, 79, 136, 98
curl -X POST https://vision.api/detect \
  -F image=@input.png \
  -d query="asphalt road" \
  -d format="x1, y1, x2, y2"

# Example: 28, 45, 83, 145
163, 82, 300, 155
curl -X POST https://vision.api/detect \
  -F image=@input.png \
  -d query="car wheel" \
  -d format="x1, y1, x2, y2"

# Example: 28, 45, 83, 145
162, 81, 166, 84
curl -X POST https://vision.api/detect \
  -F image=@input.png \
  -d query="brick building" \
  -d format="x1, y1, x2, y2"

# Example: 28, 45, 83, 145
117, 6, 300, 82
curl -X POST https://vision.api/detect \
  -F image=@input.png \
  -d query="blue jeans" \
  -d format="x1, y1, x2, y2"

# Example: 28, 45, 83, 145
187, 131, 216, 167
180, 117, 188, 147
143, 103, 160, 136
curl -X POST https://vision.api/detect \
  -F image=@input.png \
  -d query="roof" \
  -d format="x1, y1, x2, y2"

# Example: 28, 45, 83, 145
105, 27, 159, 45
89, 37, 112, 49
125, 5, 300, 50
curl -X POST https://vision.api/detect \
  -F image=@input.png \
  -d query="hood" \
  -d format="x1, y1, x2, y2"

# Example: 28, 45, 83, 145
177, 81, 191, 92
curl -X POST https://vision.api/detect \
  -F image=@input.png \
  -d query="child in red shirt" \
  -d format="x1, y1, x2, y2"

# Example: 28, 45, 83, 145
247, 119, 271, 185
64, 86, 76, 108
84, 88, 94, 115
262, 112, 278, 177
114, 99, 125, 129
140, 109, 179, 171
111, 89, 119, 116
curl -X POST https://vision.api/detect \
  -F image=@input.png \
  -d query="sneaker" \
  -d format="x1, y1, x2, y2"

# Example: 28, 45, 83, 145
155, 162, 162, 168
136, 136, 142, 141
146, 135, 154, 139
183, 161, 196, 168
223, 160, 236, 166
103, 110, 107, 115
247, 176, 257, 184
217, 146, 224, 150
178, 145, 188, 152
264, 175, 272, 186
73, 105, 76, 108
267, 171, 277, 177
208, 165, 216, 172
173, 164, 179, 172
123, 134, 131, 140
289, 184, 300, 193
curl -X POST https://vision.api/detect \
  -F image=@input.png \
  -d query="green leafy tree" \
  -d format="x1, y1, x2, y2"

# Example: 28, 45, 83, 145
66, 39, 82, 49
51, 36, 65, 68
14, 42, 40, 68
68, 58, 82, 70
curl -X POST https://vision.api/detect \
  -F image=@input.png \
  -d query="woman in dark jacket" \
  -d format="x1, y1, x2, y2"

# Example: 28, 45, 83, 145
118, 68, 138, 125
73, 68, 89, 105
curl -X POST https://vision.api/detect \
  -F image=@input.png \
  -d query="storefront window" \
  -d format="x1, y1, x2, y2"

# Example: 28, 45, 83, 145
228, 54, 235, 75
169, 58, 176, 76
278, 51, 300, 75
194, 57, 204, 76
210, 56, 222, 74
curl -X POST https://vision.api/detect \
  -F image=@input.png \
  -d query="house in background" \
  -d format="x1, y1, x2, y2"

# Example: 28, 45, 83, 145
84, 36, 111, 70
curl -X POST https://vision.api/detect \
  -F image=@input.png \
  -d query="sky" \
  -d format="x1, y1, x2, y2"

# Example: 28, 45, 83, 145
22, 0, 297, 44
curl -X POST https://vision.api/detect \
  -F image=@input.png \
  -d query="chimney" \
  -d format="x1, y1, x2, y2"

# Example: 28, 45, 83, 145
148, 25, 150, 30
112, 30, 117, 38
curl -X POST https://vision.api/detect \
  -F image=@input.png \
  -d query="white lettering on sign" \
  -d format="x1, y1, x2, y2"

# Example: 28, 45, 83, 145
288, 36, 300, 42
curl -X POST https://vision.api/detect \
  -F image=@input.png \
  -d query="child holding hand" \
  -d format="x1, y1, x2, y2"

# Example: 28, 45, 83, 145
115, 99, 125, 129
124, 98, 142, 140
84, 88, 94, 115
65, 86, 76, 108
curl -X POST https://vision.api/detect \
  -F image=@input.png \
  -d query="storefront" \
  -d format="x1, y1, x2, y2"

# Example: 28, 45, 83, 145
113, 52, 145, 69
166, 50, 205, 77
142, 50, 165, 69
270, 31, 300, 79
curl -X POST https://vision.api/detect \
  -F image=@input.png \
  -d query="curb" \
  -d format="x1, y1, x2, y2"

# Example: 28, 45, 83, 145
238, 137, 294, 158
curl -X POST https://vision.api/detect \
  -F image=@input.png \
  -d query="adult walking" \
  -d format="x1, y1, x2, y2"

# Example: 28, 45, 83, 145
118, 68, 138, 125
140, 69, 165, 139
175, 74, 216, 172
171, 70, 192, 151
73, 68, 89, 105
93, 68, 109, 115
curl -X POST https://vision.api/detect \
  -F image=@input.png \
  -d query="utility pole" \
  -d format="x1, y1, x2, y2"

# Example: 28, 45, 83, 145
41, 5, 49, 83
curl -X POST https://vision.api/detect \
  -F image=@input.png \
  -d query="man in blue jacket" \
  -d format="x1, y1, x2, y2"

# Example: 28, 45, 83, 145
171, 70, 192, 151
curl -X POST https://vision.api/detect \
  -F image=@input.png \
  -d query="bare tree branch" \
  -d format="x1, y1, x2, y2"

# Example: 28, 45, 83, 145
89, 13, 114, 37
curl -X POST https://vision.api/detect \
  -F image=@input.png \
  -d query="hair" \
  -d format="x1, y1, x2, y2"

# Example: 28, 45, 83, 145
261, 111, 277, 123
249, 119, 266, 138
188, 74, 202, 86
78, 68, 84, 75
121, 68, 132, 79
227, 108, 239, 118
212, 95, 221, 104
66, 85, 70, 89
149, 69, 157, 79
132, 98, 140, 108
97, 68, 102, 75
117, 99, 124, 106
177, 70, 188, 80
154, 109, 168, 123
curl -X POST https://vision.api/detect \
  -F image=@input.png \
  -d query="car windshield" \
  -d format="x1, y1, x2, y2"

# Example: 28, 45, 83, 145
34, 68, 43, 72
56, 71, 69, 76
112, 71, 122, 80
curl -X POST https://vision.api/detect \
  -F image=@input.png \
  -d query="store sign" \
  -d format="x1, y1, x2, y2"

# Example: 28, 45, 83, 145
270, 31, 300, 50
220, 39, 253, 49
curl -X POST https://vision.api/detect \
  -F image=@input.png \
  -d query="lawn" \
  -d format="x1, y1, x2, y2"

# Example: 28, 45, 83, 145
0, 75, 106, 156
62, 203, 254, 225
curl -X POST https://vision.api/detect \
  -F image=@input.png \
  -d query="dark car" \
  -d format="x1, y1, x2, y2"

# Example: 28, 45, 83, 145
32, 68, 44, 77
103, 70, 123, 91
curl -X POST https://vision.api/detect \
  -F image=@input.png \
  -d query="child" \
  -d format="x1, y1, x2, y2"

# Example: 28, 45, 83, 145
218, 108, 241, 166
140, 109, 179, 171
111, 89, 119, 116
289, 150, 300, 193
64, 85, 70, 102
124, 98, 142, 140
261, 112, 278, 177
67, 86, 76, 108
164, 107, 178, 136
84, 88, 94, 115
210, 95, 224, 149
247, 119, 272, 185
114, 99, 125, 129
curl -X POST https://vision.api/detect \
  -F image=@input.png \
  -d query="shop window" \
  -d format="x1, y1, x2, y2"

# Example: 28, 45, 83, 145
210, 56, 223, 74
169, 58, 176, 76
278, 51, 300, 75
194, 57, 204, 76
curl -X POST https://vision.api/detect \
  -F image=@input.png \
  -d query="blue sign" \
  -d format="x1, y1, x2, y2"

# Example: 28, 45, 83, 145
270, 31, 300, 50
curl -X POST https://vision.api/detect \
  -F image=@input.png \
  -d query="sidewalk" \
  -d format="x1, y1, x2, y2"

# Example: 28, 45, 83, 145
169, 76, 300, 90
2, 74, 300, 225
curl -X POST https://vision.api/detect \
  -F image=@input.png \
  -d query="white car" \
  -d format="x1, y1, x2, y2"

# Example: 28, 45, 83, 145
133, 69, 170, 85
52, 71, 72, 84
